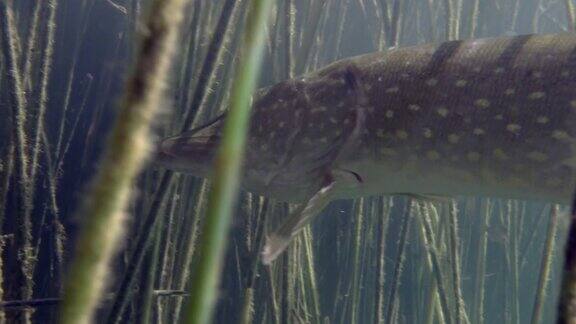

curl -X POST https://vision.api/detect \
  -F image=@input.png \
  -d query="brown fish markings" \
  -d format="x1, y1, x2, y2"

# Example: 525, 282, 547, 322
157, 33, 576, 263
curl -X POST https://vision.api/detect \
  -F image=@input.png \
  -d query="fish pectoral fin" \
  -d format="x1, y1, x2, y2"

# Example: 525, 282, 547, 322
261, 182, 336, 265
261, 169, 360, 265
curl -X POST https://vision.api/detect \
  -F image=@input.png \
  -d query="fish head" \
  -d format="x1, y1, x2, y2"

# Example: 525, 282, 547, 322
155, 113, 224, 177
238, 64, 367, 201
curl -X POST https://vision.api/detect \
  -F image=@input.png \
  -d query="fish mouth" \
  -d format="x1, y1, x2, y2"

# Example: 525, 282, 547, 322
159, 135, 217, 157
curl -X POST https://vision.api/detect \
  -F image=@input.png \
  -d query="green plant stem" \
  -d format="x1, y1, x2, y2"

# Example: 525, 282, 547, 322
181, 1, 273, 323
58, 0, 189, 322
106, 2, 244, 319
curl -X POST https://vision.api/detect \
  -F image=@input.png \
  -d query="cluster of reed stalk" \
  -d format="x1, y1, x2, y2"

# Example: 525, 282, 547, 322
0, 0, 575, 323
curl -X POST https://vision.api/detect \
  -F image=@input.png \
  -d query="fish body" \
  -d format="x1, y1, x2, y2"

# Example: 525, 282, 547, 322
157, 33, 576, 263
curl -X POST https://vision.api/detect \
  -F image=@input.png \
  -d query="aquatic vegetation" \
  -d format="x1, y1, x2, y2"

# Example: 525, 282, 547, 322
58, 0, 191, 322
0, 0, 575, 323
180, 0, 273, 323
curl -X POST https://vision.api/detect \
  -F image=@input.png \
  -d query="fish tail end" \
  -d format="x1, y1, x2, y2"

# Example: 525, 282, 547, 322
261, 233, 292, 265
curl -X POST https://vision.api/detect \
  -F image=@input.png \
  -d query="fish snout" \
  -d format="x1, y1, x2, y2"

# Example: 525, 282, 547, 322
153, 133, 219, 176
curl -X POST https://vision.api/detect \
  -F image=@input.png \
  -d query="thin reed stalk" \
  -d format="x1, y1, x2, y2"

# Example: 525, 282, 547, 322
184, 0, 242, 128
0, 144, 12, 324
240, 198, 269, 324
390, 0, 405, 47
295, 0, 327, 74
444, 0, 454, 40
557, 192, 576, 323
419, 202, 453, 324
0, 2, 34, 321
171, 180, 207, 322
302, 227, 321, 321
29, 0, 58, 193
139, 215, 164, 324
531, 205, 559, 324
58, 0, 190, 321
448, 202, 468, 324
468, 0, 480, 38
384, 199, 414, 324
21, 0, 43, 90
106, 2, 244, 317
473, 199, 491, 324
333, 0, 349, 57
350, 198, 365, 324
283, 0, 295, 79
375, 197, 391, 324
181, 1, 273, 323
566, 0, 576, 31
508, 201, 520, 324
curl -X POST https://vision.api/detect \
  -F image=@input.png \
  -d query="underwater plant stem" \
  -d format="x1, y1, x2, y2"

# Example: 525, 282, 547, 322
58, 0, 189, 322
283, 0, 295, 79
419, 202, 453, 324
30, 0, 58, 195
473, 199, 491, 324
531, 205, 559, 324
105, 0, 231, 309
443, 0, 454, 40
139, 216, 164, 324
350, 198, 365, 324
105, 175, 175, 324
448, 202, 468, 324
384, 199, 414, 324
239, 198, 269, 324
375, 197, 391, 324
22, 0, 43, 91
507, 201, 521, 324
333, 0, 349, 57
183, 0, 241, 129
295, 0, 327, 74
557, 192, 576, 323
0, 3, 34, 321
171, 181, 207, 322
390, 0, 404, 47
468, 0, 480, 38
181, 1, 273, 323
0, 144, 13, 324
566, 0, 576, 31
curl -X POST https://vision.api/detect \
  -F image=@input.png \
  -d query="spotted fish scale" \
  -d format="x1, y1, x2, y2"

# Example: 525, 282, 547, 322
156, 33, 576, 263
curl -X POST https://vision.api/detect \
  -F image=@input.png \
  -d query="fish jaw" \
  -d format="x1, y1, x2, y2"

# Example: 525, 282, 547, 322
154, 114, 224, 177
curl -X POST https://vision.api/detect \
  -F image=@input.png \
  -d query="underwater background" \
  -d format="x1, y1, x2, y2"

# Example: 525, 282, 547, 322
0, 0, 574, 323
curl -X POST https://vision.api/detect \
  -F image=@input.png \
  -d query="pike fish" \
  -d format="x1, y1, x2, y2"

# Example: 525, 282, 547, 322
157, 33, 576, 264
